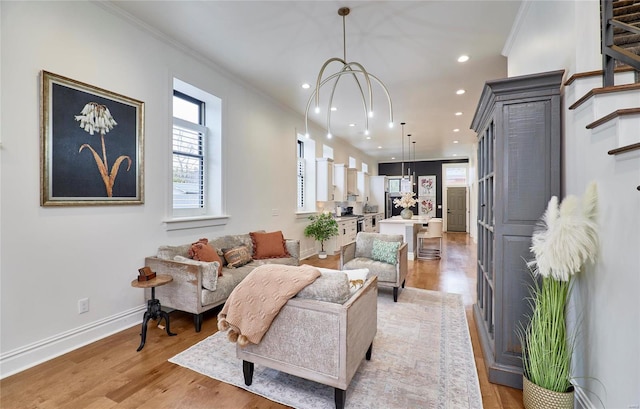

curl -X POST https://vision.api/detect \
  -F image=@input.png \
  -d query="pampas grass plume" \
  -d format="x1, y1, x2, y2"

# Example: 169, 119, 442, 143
529, 183, 598, 281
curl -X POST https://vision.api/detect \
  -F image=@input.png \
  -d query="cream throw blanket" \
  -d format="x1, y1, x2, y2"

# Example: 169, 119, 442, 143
217, 264, 321, 346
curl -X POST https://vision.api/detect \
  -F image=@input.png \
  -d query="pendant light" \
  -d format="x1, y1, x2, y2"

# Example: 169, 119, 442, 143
304, 7, 394, 139
412, 140, 417, 186
400, 122, 406, 178
406, 133, 412, 181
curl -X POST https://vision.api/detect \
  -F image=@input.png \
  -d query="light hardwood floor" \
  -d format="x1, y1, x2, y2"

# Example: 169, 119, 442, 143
0, 232, 523, 408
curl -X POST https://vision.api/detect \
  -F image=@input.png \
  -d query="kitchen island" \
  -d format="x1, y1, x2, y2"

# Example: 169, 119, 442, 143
378, 215, 431, 260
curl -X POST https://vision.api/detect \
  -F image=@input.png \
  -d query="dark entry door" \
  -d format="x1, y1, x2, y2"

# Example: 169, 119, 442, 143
447, 187, 466, 232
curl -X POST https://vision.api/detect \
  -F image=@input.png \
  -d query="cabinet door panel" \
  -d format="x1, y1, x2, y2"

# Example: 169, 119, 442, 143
502, 101, 552, 225
496, 234, 535, 366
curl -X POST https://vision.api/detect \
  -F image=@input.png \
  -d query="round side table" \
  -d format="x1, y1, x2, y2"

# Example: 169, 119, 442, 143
131, 274, 177, 351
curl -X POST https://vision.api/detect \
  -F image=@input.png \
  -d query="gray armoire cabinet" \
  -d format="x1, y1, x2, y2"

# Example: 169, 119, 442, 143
471, 70, 564, 389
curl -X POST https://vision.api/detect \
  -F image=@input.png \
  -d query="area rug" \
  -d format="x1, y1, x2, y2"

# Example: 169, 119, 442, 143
169, 287, 482, 409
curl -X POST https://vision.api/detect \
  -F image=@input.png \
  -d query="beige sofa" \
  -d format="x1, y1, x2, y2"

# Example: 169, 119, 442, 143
145, 233, 299, 332
237, 275, 378, 409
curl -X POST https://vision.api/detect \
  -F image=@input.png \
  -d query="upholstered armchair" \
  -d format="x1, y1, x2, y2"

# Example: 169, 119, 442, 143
340, 232, 408, 302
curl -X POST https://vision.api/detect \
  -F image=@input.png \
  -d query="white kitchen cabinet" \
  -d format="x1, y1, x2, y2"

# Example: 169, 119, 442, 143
373, 212, 385, 233
339, 219, 357, 246
316, 158, 335, 202
333, 163, 347, 202
369, 175, 387, 208
347, 168, 358, 197
357, 171, 370, 203
328, 218, 358, 252
364, 214, 374, 232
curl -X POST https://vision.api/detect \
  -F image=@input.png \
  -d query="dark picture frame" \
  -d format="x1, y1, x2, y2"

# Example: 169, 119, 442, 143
40, 71, 144, 206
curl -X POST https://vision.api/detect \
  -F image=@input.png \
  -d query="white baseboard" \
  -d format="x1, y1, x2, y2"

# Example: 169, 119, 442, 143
299, 248, 318, 260
0, 305, 145, 379
573, 380, 598, 409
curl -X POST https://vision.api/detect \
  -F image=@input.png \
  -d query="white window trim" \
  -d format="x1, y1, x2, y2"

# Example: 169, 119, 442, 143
297, 134, 316, 212
167, 77, 225, 229
163, 215, 230, 231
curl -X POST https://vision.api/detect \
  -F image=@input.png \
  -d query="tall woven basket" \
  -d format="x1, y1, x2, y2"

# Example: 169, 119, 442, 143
523, 376, 574, 409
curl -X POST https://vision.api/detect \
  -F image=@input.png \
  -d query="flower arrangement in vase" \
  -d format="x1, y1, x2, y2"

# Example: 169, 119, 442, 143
518, 182, 599, 409
393, 192, 418, 219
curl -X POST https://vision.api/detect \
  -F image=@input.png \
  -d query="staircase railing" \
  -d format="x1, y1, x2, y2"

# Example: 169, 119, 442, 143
602, 0, 640, 86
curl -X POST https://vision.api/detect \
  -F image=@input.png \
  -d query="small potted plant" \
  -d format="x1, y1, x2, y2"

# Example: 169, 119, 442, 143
518, 182, 598, 409
304, 212, 339, 259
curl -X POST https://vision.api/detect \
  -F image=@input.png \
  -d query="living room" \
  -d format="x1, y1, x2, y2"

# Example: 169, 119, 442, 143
1, 1, 638, 409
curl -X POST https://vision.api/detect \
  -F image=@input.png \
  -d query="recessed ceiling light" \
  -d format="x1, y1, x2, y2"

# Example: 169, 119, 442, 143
391, 157, 396, 160
302, 83, 310, 89
349, 123, 356, 127
456, 89, 466, 95
453, 128, 460, 132
366, 136, 371, 140
453, 154, 458, 156
457, 55, 470, 63
378, 146, 382, 149
330, 106, 337, 111
455, 112, 463, 116
453, 140, 459, 144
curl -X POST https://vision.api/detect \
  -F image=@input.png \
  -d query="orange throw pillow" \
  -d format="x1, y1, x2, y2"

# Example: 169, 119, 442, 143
188, 238, 223, 276
250, 231, 290, 259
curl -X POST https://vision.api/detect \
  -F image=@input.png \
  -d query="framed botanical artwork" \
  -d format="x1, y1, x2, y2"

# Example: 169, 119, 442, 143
419, 196, 436, 217
40, 71, 144, 206
418, 175, 436, 196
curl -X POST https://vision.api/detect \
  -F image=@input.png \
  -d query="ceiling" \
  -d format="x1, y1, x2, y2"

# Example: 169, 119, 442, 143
107, 1, 522, 162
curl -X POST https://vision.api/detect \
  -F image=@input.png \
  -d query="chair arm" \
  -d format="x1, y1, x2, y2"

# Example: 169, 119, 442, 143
396, 243, 408, 286
284, 239, 300, 263
340, 241, 357, 269
144, 257, 204, 313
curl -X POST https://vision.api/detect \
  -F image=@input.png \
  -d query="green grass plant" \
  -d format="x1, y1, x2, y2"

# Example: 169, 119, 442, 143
520, 273, 573, 393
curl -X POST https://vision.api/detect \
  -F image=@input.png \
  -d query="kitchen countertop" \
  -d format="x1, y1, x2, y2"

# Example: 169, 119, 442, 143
333, 212, 384, 221
333, 214, 359, 221
379, 216, 431, 224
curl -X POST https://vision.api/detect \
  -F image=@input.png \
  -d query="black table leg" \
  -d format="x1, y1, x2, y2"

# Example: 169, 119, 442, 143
136, 286, 176, 351
159, 309, 177, 336
136, 311, 151, 352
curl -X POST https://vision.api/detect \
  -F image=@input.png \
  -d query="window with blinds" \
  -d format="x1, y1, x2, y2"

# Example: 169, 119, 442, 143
173, 91, 205, 210
297, 140, 305, 209
297, 158, 305, 209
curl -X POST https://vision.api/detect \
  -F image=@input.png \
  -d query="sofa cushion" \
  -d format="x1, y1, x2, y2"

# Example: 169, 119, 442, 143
189, 238, 223, 276
222, 246, 253, 268
317, 267, 369, 294
343, 258, 397, 283
174, 256, 220, 291
157, 243, 191, 260
296, 270, 350, 304
250, 231, 290, 259
210, 234, 254, 259
252, 257, 298, 267
371, 239, 401, 265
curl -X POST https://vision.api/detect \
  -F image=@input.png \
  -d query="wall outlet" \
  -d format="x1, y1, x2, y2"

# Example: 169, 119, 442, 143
78, 298, 89, 314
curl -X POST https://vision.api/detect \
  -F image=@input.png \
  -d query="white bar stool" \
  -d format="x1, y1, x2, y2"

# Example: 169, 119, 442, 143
417, 219, 443, 260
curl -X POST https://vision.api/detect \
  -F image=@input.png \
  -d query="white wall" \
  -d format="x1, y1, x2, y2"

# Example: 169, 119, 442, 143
0, 1, 378, 376
505, 1, 640, 408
